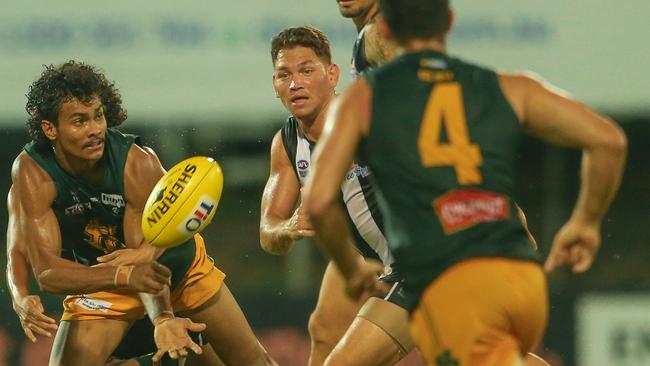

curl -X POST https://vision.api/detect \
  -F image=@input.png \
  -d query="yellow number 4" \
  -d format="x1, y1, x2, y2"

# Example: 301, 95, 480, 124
418, 82, 483, 185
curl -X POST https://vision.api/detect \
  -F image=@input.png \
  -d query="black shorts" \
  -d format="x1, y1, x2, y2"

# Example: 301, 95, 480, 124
376, 271, 409, 309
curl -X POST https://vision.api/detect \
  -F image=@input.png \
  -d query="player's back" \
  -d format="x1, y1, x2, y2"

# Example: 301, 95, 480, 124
362, 50, 541, 304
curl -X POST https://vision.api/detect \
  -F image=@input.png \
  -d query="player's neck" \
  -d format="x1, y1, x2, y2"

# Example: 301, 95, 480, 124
353, 4, 380, 32
402, 38, 447, 54
53, 146, 104, 183
296, 97, 332, 142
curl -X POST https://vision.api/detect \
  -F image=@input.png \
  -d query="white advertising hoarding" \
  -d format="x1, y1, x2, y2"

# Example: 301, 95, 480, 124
0, 1, 648, 125
577, 293, 650, 366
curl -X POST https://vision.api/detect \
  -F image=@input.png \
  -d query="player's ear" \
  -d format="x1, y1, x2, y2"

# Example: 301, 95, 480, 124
41, 120, 57, 141
272, 75, 280, 98
327, 63, 340, 89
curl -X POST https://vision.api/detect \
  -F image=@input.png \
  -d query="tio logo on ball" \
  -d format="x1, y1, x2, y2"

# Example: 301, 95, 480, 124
177, 195, 219, 234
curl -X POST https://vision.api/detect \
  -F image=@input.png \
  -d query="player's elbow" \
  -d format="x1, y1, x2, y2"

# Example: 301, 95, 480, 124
37, 269, 65, 294
596, 120, 627, 157
259, 221, 294, 256
259, 232, 291, 256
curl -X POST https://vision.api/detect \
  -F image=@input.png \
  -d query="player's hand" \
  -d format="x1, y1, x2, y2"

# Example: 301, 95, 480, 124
152, 316, 206, 362
344, 259, 390, 301
286, 203, 315, 240
545, 218, 601, 273
94, 246, 157, 267
129, 262, 172, 294
13, 295, 58, 342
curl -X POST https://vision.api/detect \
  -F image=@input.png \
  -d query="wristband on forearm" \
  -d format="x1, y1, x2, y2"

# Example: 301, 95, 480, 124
114, 265, 134, 288
152, 310, 175, 326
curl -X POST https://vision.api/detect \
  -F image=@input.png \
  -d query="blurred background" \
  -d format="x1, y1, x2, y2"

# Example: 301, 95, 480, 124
0, 1, 649, 365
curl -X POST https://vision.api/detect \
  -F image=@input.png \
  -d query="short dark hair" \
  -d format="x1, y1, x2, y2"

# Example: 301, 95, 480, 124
380, 0, 450, 43
25, 60, 127, 148
271, 26, 332, 65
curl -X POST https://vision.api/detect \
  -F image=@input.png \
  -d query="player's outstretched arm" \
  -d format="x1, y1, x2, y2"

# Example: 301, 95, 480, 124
122, 144, 207, 360
260, 131, 314, 255
6, 186, 58, 342
12, 152, 171, 294
500, 73, 627, 273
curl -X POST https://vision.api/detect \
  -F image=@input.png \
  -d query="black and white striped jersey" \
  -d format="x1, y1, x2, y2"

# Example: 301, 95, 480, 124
350, 25, 371, 79
280, 116, 395, 269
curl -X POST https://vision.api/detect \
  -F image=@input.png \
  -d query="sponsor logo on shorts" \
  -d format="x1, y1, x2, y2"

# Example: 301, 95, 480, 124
177, 195, 218, 234
434, 190, 509, 234
74, 295, 112, 313
297, 160, 309, 178
345, 164, 370, 180
101, 193, 125, 208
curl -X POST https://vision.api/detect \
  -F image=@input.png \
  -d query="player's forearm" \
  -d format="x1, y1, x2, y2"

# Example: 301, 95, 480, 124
7, 252, 32, 304
37, 260, 123, 294
572, 134, 627, 223
140, 286, 174, 323
309, 202, 360, 279
259, 220, 295, 255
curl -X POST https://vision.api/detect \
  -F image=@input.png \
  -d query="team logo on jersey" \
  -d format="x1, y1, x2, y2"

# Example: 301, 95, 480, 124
345, 164, 371, 180
297, 160, 309, 178
434, 190, 509, 234
83, 220, 125, 253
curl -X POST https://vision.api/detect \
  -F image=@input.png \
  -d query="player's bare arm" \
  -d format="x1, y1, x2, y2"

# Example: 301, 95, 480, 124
260, 131, 313, 255
96, 145, 167, 266
6, 186, 58, 342
12, 152, 171, 294
499, 73, 627, 272
304, 78, 386, 299
121, 144, 207, 360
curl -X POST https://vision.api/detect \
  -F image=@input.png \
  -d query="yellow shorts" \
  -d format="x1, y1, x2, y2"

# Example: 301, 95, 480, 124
61, 234, 225, 321
410, 258, 547, 366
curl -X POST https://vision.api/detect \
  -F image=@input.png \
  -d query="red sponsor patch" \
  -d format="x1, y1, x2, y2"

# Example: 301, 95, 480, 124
434, 190, 510, 234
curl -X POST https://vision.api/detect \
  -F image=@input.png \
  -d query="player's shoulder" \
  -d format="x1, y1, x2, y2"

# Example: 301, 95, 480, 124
11, 150, 51, 184
125, 144, 163, 176
11, 151, 56, 205
497, 71, 545, 91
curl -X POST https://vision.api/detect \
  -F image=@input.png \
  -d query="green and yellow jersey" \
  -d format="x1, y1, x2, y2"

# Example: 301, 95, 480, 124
362, 50, 542, 310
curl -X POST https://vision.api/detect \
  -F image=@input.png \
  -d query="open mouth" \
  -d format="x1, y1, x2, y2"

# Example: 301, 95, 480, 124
84, 139, 105, 150
290, 96, 309, 106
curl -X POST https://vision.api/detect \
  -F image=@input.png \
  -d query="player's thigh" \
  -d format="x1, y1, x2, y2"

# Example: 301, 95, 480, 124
50, 319, 130, 366
310, 261, 363, 337
180, 283, 268, 366
185, 343, 225, 366
325, 298, 413, 366
410, 258, 547, 366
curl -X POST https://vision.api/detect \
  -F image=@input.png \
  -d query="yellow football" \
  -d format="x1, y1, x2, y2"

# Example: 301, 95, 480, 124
141, 156, 223, 248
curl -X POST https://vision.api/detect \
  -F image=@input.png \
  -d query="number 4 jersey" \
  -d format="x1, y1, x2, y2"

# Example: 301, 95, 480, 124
361, 50, 541, 307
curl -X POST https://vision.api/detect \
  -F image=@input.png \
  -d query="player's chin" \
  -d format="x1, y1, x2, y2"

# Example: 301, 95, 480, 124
84, 147, 105, 160
289, 106, 315, 120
